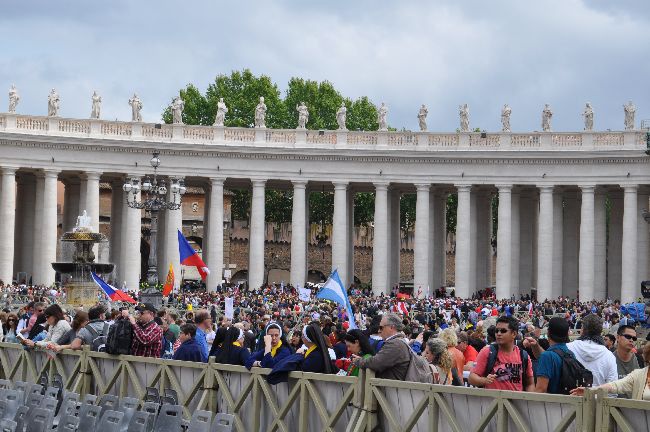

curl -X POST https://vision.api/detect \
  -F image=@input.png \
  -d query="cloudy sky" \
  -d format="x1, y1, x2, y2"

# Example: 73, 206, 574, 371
2, 0, 649, 132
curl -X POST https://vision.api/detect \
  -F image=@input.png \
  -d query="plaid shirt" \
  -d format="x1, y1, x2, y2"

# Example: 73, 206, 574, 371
131, 320, 163, 358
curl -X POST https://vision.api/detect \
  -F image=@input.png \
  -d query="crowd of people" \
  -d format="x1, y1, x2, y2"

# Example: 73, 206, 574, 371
1, 281, 649, 399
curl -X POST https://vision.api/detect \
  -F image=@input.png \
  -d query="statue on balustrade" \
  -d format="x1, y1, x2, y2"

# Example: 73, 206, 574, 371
214, 98, 228, 126
417, 104, 428, 131
255, 96, 267, 128
8, 84, 19, 114
296, 102, 309, 129
501, 104, 511, 132
129, 93, 143, 122
583, 103, 594, 131
378, 102, 388, 131
541, 104, 553, 132
171, 96, 184, 124
336, 103, 347, 130
624, 101, 636, 130
459, 103, 469, 132
90, 91, 102, 119
47, 89, 60, 117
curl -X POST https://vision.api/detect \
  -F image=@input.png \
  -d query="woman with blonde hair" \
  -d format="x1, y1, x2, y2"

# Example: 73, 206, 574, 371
439, 328, 465, 378
424, 338, 454, 385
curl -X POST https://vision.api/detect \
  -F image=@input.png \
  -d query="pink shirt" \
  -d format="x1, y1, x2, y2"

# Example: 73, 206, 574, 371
471, 345, 534, 391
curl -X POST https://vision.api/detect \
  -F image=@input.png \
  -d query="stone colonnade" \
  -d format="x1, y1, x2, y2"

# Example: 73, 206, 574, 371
0, 164, 647, 304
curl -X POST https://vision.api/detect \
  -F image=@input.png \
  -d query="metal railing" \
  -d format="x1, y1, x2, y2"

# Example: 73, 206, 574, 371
1, 342, 649, 431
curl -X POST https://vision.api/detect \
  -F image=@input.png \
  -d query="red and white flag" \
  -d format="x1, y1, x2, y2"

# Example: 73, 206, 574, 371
397, 301, 409, 315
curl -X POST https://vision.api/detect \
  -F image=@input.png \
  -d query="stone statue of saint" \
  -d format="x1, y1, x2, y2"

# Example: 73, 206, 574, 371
214, 97, 228, 126
541, 104, 553, 132
47, 89, 60, 117
624, 101, 636, 130
129, 93, 143, 122
90, 91, 102, 119
459, 104, 469, 132
75, 210, 92, 231
171, 96, 184, 124
336, 102, 347, 130
377, 102, 388, 131
255, 96, 267, 128
582, 103, 594, 131
8, 84, 19, 114
296, 102, 309, 129
501, 104, 512, 132
417, 104, 428, 131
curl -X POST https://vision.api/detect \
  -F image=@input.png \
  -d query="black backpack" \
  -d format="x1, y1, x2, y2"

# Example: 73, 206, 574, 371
485, 343, 531, 388
105, 318, 133, 355
85, 321, 109, 352
547, 347, 593, 394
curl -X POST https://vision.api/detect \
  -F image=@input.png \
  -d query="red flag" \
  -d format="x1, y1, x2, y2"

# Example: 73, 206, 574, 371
163, 263, 174, 296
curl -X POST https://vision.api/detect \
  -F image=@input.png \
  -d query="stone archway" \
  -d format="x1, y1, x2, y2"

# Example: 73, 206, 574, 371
231, 270, 248, 284
307, 270, 327, 284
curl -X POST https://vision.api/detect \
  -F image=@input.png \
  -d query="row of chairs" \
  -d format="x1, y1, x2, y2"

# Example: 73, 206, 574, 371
0, 380, 233, 432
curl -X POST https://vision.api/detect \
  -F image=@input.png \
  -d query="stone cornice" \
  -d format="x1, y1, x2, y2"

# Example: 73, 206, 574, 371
1, 138, 649, 167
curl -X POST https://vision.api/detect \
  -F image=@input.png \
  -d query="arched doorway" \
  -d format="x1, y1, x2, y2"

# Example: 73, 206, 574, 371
307, 270, 327, 284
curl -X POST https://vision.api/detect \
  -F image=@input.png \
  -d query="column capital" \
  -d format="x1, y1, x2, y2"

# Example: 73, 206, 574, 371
333, 181, 348, 190
209, 177, 225, 187
620, 183, 639, 192
251, 179, 267, 187
0, 167, 17, 176
536, 184, 555, 192
414, 183, 430, 192
495, 184, 513, 192
579, 184, 596, 192
454, 184, 472, 193
82, 171, 102, 181
292, 180, 308, 188
42, 169, 60, 179
374, 182, 390, 191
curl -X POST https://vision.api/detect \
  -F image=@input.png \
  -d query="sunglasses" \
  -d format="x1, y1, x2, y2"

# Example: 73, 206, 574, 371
621, 334, 637, 341
495, 328, 511, 334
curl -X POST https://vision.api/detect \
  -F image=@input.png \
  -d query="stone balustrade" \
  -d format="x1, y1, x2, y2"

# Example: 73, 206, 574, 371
0, 112, 645, 151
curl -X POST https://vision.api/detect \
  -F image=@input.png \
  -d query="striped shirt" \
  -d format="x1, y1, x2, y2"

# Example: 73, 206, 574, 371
131, 320, 163, 358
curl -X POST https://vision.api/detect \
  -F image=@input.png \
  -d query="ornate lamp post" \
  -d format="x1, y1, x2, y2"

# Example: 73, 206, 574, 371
123, 150, 186, 290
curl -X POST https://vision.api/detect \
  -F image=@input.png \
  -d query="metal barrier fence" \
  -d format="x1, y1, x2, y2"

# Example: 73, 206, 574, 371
1, 342, 649, 432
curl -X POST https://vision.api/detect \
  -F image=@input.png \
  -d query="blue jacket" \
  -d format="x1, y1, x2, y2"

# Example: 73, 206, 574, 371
172, 338, 203, 362
212, 345, 251, 366
195, 328, 209, 363
245, 345, 292, 370
333, 342, 348, 359
267, 348, 330, 384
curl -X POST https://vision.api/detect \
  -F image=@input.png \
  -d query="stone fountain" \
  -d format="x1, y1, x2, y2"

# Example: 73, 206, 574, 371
51, 211, 114, 307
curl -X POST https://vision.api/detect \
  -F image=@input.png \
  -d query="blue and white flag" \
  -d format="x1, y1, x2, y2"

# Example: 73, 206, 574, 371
316, 269, 357, 329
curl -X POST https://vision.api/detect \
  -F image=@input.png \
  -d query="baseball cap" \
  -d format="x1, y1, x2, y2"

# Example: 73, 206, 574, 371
547, 317, 570, 344
135, 303, 157, 314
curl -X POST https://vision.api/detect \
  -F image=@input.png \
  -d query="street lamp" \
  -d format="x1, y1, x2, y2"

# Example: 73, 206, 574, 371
123, 150, 186, 289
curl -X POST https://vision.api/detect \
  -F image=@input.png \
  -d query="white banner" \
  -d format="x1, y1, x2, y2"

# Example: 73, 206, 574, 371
224, 297, 234, 320
299, 287, 311, 302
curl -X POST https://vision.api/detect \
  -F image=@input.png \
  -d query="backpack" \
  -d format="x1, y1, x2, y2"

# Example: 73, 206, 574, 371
485, 343, 531, 388
85, 322, 109, 352
547, 347, 593, 395
401, 340, 433, 384
105, 318, 133, 355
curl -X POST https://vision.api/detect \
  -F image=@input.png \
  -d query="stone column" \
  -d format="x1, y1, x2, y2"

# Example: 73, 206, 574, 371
413, 184, 430, 296
110, 181, 124, 282
290, 180, 308, 288
621, 184, 638, 304
18, 177, 35, 281
496, 185, 512, 300
594, 191, 607, 300
388, 189, 401, 289
455, 185, 472, 298
205, 178, 224, 291
332, 181, 349, 287
121, 176, 141, 291
63, 179, 80, 233
0, 168, 16, 284
537, 185, 554, 301
475, 191, 492, 291
637, 191, 649, 284
518, 191, 534, 295
510, 190, 521, 294
248, 180, 266, 289
32, 175, 45, 285
552, 192, 564, 299
163, 179, 183, 288
347, 189, 355, 287
82, 171, 101, 258
371, 182, 390, 294
40, 170, 59, 286
578, 185, 595, 301
607, 191, 623, 300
